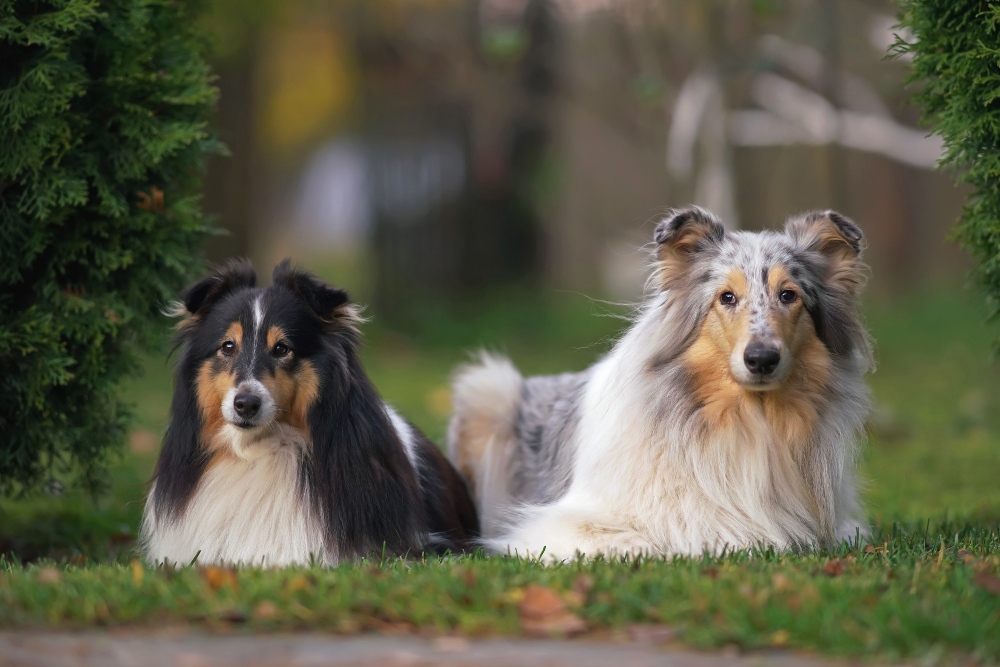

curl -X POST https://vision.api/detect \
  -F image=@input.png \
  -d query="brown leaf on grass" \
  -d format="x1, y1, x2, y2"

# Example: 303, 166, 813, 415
627, 624, 678, 644
957, 549, 972, 562
772, 573, 793, 592
37, 567, 60, 584
253, 600, 279, 620
518, 584, 587, 637
201, 566, 238, 591
573, 574, 595, 597
131, 559, 144, 587
285, 574, 312, 594
519, 584, 564, 617
701, 567, 719, 579
973, 571, 1000, 596
823, 560, 846, 577
770, 629, 791, 647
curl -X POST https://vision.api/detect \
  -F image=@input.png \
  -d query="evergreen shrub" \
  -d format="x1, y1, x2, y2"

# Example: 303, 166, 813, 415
0, 0, 219, 495
894, 2, 1000, 345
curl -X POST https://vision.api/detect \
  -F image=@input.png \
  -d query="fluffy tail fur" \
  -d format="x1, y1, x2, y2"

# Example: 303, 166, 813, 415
447, 353, 523, 538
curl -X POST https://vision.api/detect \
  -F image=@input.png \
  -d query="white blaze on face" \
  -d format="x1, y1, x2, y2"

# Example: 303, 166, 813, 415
724, 262, 794, 390
221, 379, 277, 426
250, 296, 264, 372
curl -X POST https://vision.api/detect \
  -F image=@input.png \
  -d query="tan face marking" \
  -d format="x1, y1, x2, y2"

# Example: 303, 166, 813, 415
223, 322, 242, 347
266, 326, 286, 351
258, 360, 320, 434
681, 264, 834, 446
196, 361, 236, 450
767, 265, 809, 353
710, 268, 749, 350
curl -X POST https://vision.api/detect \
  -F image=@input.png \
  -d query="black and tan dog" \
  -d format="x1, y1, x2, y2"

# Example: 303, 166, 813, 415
142, 260, 478, 566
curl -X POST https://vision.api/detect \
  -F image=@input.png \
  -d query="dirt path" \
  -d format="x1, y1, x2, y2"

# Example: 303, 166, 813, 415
0, 632, 872, 667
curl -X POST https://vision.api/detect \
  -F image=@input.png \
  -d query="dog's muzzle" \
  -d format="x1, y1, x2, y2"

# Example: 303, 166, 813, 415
743, 342, 781, 376
223, 380, 275, 429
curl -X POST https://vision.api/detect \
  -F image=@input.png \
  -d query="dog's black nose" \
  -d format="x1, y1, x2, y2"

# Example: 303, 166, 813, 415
233, 393, 262, 419
744, 344, 781, 375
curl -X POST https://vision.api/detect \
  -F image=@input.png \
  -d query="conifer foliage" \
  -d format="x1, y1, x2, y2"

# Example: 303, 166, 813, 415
0, 0, 219, 495
894, 2, 1000, 344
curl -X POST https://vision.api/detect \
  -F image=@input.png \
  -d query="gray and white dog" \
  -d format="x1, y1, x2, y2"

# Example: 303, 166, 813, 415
448, 208, 873, 560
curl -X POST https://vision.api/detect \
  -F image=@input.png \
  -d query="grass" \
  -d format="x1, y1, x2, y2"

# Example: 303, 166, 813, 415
1, 286, 999, 662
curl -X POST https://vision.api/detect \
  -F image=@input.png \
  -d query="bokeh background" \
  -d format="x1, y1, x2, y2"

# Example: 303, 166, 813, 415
4, 0, 999, 561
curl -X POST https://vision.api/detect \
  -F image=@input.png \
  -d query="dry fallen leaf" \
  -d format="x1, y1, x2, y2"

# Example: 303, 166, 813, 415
772, 573, 793, 592
253, 600, 279, 620
573, 574, 595, 597
518, 584, 587, 637
973, 571, 1000, 596
285, 574, 311, 594
37, 567, 60, 584
519, 584, 565, 617
823, 560, 846, 577
136, 186, 165, 214
770, 629, 791, 647
131, 559, 144, 587
201, 566, 238, 591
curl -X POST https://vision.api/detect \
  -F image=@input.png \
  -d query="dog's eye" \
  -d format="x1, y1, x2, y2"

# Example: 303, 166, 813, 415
779, 289, 798, 304
272, 343, 290, 358
220, 341, 236, 356
719, 292, 737, 306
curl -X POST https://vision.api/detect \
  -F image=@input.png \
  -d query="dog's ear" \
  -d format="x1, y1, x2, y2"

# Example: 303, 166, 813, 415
785, 210, 865, 295
653, 207, 725, 282
786, 211, 870, 361
272, 259, 353, 323
175, 260, 257, 318
785, 209, 863, 257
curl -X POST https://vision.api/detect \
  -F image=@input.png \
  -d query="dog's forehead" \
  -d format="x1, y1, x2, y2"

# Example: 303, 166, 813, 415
712, 231, 797, 284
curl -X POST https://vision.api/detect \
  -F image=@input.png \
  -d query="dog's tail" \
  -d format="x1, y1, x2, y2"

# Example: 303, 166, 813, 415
447, 352, 523, 539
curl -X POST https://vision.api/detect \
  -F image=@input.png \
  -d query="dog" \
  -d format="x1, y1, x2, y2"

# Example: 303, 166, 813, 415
448, 208, 873, 560
141, 260, 479, 566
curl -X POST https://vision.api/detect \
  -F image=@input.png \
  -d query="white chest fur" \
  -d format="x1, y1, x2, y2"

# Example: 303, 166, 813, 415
142, 428, 332, 567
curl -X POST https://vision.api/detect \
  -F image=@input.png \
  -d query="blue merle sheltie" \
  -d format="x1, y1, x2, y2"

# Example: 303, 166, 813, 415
448, 208, 873, 561
141, 260, 478, 566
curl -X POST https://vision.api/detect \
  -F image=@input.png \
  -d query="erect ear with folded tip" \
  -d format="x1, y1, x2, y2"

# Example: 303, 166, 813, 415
181, 260, 257, 316
272, 259, 351, 323
786, 211, 871, 359
785, 210, 865, 295
653, 207, 726, 282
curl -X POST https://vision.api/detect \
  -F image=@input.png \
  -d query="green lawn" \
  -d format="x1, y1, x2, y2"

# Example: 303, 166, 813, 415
1, 288, 999, 661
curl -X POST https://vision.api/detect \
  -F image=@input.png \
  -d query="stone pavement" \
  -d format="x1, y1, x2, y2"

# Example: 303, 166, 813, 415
0, 632, 870, 667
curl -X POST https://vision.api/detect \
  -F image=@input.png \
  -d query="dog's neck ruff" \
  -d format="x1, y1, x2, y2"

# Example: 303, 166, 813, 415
143, 425, 333, 567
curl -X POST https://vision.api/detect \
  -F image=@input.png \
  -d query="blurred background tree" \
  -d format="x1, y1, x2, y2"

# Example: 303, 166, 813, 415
894, 0, 1000, 348
0, 0, 219, 496
200, 0, 967, 310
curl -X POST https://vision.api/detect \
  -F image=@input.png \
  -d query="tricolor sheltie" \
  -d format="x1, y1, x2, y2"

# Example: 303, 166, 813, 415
449, 208, 873, 560
142, 261, 478, 566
